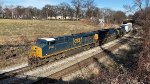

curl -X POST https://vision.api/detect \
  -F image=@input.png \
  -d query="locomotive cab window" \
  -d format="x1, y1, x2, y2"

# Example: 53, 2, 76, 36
48, 41, 55, 45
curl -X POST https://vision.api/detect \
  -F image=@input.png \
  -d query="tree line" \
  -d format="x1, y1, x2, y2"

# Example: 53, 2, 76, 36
0, 0, 127, 24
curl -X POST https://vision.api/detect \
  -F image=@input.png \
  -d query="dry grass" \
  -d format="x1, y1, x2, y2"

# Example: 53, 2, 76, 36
0, 19, 103, 45
0, 19, 118, 45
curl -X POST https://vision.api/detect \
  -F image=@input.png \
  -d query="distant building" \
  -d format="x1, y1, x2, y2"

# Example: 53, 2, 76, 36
56, 15, 63, 19
47, 15, 77, 20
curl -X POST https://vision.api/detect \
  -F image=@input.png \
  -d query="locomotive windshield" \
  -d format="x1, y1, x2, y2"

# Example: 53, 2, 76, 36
36, 39, 47, 46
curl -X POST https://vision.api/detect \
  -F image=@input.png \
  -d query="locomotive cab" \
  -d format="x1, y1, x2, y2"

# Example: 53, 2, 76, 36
30, 38, 55, 58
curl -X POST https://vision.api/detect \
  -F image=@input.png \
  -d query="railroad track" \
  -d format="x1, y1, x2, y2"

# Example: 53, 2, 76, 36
0, 66, 32, 80
33, 37, 130, 84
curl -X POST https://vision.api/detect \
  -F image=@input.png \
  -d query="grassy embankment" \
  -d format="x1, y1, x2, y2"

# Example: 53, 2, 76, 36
0, 19, 103, 45
0, 19, 115, 68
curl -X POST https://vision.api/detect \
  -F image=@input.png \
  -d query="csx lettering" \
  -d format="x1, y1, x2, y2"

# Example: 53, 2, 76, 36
74, 38, 81, 43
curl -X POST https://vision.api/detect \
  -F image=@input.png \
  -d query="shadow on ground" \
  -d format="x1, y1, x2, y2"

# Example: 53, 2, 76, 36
0, 74, 92, 84
98, 31, 143, 72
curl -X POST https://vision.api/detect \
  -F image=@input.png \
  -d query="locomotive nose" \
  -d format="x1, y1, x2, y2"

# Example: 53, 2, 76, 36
30, 46, 42, 58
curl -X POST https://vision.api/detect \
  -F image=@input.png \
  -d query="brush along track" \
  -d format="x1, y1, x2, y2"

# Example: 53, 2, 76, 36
33, 38, 129, 84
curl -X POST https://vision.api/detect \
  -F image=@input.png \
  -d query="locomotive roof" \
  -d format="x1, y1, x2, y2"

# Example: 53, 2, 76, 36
39, 38, 55, 41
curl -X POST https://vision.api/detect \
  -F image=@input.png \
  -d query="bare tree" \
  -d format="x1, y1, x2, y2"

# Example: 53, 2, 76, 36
93, 7, 101, 18
124, 0, 150, 20
0, 6, 3, 18
113, 11, 126, 24
83, 0, 95, 10
24, 7, 40, 19
71, 0, 84, 20
15, 6, 25, 19
85, 6, 100, 18
42, 5, 57, 19
0, 6, 2, 12
68, 7, 75, 20
58, 2, 71, 19
3, 7, 12, 19
101, 8, 115, 23
83, 0, 96, 18
0, 0, 3, 12
0, 0, 4, 19
11, 5, 15, 19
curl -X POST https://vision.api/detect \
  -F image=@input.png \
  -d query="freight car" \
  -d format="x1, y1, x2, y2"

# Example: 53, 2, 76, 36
29, 23, 133, 66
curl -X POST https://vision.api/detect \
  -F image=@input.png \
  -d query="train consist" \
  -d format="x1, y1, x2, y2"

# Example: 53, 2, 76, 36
29, 20, 133, 65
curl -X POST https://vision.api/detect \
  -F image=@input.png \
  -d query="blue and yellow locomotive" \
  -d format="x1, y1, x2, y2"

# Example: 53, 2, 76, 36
29, 32, 99, 65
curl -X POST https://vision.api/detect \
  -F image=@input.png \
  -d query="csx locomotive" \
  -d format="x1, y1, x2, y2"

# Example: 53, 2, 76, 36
29, 21, 133, 65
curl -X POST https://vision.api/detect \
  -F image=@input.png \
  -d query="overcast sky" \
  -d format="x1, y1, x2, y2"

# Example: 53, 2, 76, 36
1, 0, 134, 11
